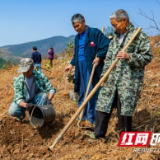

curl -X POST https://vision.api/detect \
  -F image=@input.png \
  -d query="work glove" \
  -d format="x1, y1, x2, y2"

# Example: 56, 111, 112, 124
47, 99, 53, 105
26, 103, 35, 112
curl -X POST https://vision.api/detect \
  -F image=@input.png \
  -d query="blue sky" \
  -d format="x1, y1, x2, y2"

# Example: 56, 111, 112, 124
0, 0, 159, 47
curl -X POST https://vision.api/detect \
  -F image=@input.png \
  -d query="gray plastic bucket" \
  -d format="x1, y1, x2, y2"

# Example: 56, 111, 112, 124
29, 105, 56, 127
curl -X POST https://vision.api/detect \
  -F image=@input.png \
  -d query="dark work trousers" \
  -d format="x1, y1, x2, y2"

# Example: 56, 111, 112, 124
50, 59, 53, 67
94, 90, 132, 138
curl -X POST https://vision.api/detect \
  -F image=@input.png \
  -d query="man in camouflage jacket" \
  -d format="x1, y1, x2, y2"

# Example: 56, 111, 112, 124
86, 9, 153, 139
8, 58, 56, 122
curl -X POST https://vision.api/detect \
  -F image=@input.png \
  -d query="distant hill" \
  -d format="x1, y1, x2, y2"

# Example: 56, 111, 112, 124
0, 35, 75, 63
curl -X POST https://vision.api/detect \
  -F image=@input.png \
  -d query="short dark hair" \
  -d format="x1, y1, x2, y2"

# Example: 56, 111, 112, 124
33, 46, 37, 50
71, 14, 85, 24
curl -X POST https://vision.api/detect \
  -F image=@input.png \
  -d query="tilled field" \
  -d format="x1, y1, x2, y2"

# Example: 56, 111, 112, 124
0, 36, 160, 159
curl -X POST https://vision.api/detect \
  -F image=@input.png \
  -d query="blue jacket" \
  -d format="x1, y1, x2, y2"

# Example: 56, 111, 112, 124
70, 26, 110, 97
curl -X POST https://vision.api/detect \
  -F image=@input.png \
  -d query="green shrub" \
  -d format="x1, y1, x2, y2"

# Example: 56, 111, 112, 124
65, 39, 74, 56
2, 64, 7, 69
44, 60, 51, 69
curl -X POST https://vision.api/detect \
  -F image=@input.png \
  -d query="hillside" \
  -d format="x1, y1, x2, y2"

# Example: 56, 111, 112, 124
0, 35, 75, 63
0, 36, 160, 159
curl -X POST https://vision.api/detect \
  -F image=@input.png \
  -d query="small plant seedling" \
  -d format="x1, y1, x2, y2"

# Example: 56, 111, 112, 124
65, 39, 74, 56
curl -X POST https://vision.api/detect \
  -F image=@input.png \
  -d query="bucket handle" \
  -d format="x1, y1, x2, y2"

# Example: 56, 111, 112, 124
29, 106, 37, 127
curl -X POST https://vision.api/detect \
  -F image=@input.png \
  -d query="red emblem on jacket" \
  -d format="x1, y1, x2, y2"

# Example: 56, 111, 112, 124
90, 41, 96, 47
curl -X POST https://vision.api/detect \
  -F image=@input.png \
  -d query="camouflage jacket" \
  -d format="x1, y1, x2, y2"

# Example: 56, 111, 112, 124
96, 23, 153, 116
13, 70, 56, 104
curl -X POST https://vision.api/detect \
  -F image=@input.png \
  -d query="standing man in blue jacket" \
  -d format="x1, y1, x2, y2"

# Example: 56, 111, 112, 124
31, 46, 42, 72
65, 14, 110, 125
